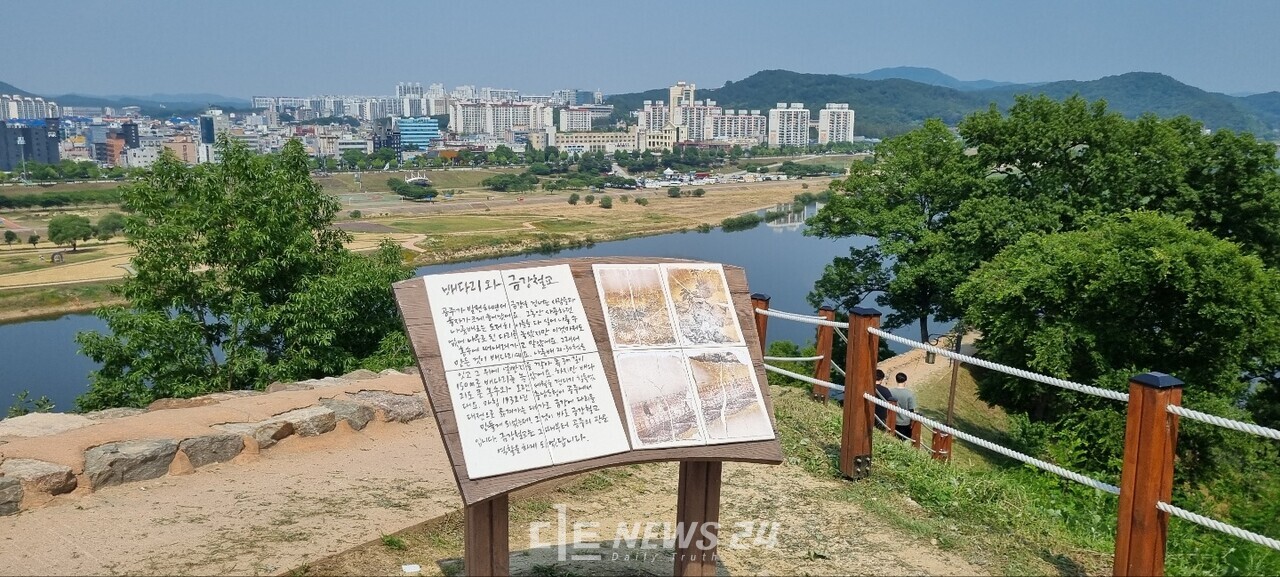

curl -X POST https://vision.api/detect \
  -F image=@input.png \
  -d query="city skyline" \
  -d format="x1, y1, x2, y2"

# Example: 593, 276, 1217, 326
4, 0, 1280, 98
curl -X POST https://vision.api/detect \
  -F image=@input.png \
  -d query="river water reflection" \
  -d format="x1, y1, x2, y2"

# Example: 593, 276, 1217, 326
0, 207, 949, 412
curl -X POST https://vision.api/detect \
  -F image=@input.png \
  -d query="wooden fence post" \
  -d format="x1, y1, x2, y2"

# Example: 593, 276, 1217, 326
751, 294, 770, 356
931, 431, 952, 463
464, 494, 509, 576
885, 400, 899, 432
910, 420, 922, 449
841, 307, 880, 480
1114, 372, 1183, 577
674, 461, 722, 576
811, 306, 836, 402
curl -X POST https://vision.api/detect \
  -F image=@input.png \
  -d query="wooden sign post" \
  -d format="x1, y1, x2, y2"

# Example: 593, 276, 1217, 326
394, 257, 784, 576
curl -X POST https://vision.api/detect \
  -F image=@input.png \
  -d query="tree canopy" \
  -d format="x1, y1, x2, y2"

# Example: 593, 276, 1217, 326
47, 214, 93, 252
76, 138, 412, 411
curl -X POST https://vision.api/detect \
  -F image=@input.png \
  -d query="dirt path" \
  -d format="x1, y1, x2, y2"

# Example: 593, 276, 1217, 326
0, 418, 460, 576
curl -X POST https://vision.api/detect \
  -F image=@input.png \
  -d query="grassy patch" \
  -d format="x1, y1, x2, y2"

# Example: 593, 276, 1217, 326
0, 280, 125, 320
381, 535, 407, 550
530, 219, 596, 234
387, 215, 530, 235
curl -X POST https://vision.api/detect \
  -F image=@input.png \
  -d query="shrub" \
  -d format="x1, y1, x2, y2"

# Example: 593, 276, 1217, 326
585, 194, 595, 204
636, 197, 649, 206
667, 187, 681, 198
721, 213, 762, 232
348, 210, 362, 219
693, 188, 706, 197
568, 193, 580, 205
600, 195, 613, 209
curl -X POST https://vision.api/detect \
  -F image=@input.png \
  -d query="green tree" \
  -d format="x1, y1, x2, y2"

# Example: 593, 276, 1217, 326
599, 195, 613, 209
568, 193, 580, 205
584, 194, 595, 205
27, 234, 39, 247
957, 212, 1280, 479
75, 139, 412, 411
667, 187, 681, 198
97, 212, 127, 236
635, 197, 649, 206
692, 188, 706, 197
3, 230, 16, 246
807, 119, 982, 340
47, 214, 94, 252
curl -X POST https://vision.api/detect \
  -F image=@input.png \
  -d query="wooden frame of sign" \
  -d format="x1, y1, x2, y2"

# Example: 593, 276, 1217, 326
393, 256, 783, 577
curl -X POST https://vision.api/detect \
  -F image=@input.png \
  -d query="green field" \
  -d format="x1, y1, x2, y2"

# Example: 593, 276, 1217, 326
385, 215, 532, 234
316, 168, 522, 195
0, 180, 123, 197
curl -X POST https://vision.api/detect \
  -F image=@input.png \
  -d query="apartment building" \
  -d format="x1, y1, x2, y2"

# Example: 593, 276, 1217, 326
707, 110, 767, 144
559, 106, 595, 132
163, 135, 199, 164
448, 101, 553, 136
638, 101, 670, 132
817, 103, 856, 144
768, 103, 810, 148
669, 82, 695, 109
677, 100, 722, 141
1, 95, 59, 120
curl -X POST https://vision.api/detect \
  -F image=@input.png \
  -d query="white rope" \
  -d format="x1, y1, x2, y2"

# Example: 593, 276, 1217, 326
867, 327, 1130, 403
762, 363, 845, 392
832, 364, 846, 376
762, 355, 825, 363
836, 328, 849, 344
1157, 501, 1280, 551
1166, 405, 1280, 441
754, 307, 850, 329
873, 412, 936, 452
864, 394, 1121, 495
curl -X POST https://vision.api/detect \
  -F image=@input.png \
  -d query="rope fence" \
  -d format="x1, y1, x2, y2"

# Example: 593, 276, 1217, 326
754, 307, 850, 329
1166, 405, 1280, 441
873, 412, 938, 453
864, 394, 1121, 495
762, 355, 825, 363
1156, 501, 1280, 552
867, 327, 1131, 403
762, 363, 845, 393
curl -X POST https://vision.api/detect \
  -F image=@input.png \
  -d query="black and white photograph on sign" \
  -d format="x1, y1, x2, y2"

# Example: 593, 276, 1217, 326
662, 263, 745, 347
423, 264, 628, 479
685, 348, 776, 443
593, 264, 679, 349
613, 350, 705, 449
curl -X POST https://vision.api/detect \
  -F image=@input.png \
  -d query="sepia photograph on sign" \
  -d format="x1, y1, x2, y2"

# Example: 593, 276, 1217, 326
612, 349, 706, 449
662, 263, 746, 348
594, 264, 679, 348
686, 347, 775, 442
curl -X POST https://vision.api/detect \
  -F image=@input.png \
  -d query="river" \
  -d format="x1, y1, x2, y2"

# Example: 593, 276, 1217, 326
0, 206, 950, 413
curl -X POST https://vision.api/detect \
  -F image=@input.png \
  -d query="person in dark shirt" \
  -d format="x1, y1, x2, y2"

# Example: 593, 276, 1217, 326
832, 370, 897, 430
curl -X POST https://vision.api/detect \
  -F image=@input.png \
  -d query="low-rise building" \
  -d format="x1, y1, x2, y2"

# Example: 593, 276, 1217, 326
553, 128, 639, 154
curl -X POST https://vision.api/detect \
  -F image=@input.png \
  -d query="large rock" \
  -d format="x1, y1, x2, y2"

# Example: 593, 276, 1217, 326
350, 391, 427, 423
84, 439, 178, 489
271, 406, 336, 437
265, 381, 313, 393
0, 413, 95, 438
0, 458, 76, 495
213, 420, 295, 449
341, 369, 381, 381
82, 407, 147, 421
0, 477, 21, 516
178, 435, 244, 469
319, 398, 374, 431
147, 397, 218, 411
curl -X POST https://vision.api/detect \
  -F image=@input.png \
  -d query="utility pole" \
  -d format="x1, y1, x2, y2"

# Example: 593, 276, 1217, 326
16, 135, 28, 184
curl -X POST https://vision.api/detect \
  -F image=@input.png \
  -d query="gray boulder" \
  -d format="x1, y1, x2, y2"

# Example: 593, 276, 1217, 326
341, 369, 380, 381
84, 439, 178, 489
178, 435, 244, 469
82, 407, 147, 421
272, 406, 336, 437
350, 391, 427, 423
213, 420, 295, 449
265, 381, 314, 393
0, 477, 21, 516
0, 458, 76, 495
319, 398, 375, 431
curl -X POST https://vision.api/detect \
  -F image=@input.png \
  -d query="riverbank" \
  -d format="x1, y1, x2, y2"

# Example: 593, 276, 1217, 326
0, 180, 817, 322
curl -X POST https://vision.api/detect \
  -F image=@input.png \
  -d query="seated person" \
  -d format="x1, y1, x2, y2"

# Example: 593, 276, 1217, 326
887, 372, 918, 439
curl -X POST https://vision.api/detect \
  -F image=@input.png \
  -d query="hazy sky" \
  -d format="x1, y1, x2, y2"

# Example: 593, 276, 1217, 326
6, 0, 1278, 98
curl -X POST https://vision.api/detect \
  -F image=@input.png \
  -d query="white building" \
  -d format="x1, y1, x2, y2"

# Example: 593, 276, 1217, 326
707, 110, 767, 144
817, 103, 856, 144
638, 101, 670, 132
480, 87, 519, 102
669, 82, 695, 110
559, 106, 595, 132
1, 95, 59, 119
677, 99, 722, 141
768, 103, 810, 148
449, 101, 553, 136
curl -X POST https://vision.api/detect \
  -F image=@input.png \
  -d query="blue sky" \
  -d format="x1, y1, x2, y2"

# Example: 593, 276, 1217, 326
6, 0, 1278, 98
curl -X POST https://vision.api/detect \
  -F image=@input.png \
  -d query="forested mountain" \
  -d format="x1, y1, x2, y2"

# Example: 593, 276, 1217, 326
845, 66, 1024, 91
0, 81, 37, 97
607, 69, 1280, 139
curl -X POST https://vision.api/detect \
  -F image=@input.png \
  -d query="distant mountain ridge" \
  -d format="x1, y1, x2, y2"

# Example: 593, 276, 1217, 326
607, 69, 1280, 139
0, 80, 249, 116
845, 66, 1028, 91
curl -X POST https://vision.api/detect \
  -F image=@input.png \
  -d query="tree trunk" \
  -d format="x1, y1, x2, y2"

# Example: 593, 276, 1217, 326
918, 316, 929, 344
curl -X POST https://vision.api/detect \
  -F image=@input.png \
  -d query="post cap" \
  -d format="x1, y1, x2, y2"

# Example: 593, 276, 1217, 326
850, 306, 882, 317
750, 293, 771, 302
1131, 372, 1184, 389
819, 305, 835, 311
